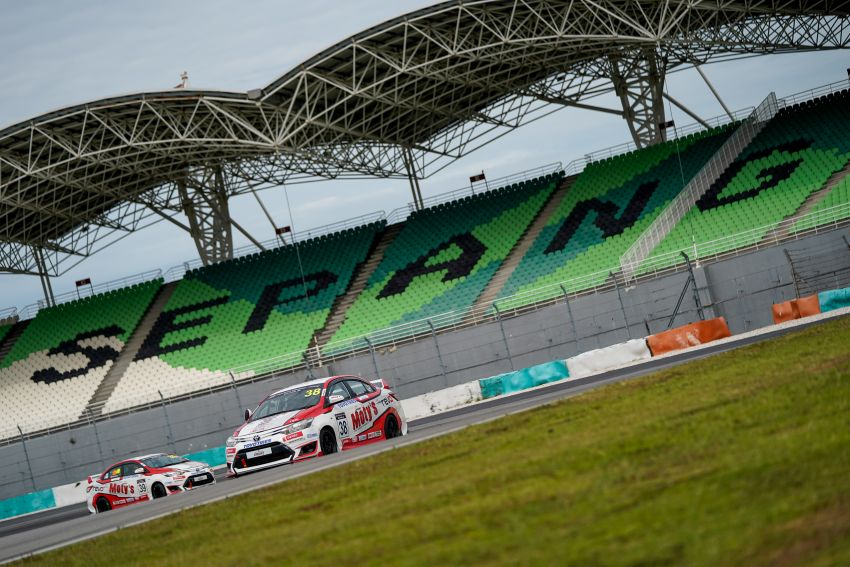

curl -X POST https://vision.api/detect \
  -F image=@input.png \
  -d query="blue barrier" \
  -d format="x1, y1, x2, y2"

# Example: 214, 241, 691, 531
184, 446, 226, 468
479, 360, 569, 399
0, 488, 55, 521
818, 287, 850, 313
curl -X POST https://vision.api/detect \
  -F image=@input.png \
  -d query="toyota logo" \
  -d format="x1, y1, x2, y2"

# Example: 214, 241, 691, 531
253, 435, 260, 442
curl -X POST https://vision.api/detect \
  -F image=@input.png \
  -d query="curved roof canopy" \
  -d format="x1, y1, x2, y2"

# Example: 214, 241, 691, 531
1, 0, 849, 275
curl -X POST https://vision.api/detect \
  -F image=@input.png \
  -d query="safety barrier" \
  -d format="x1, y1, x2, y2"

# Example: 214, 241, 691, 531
772, 295, 821, 324
646, 317, 732, 356
772, 285, 850, 324
566, 339, 651, 379
479, 361, 569, 399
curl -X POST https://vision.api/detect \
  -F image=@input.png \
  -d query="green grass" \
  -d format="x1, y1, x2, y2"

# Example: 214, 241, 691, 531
22, 317, 850, 566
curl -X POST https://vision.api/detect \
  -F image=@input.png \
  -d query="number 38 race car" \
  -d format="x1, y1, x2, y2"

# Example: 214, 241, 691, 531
86, 453, 215, 514
226, 375, 407, 476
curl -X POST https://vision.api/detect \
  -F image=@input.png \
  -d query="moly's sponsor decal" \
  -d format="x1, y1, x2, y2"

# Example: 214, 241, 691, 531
351, 401, 380, 431
243, 438, 274, 449
109, 483, 136, 495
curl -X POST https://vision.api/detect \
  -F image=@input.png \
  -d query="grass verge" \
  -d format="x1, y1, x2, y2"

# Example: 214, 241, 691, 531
21, 317, 850, 566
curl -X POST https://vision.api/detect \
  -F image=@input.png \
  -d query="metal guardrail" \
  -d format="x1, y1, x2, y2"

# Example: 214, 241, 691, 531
18, 269, 163, 321
386, 162, 564, 226
776, 77, 850, 108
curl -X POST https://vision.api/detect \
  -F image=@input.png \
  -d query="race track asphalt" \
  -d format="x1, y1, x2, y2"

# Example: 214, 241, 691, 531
0, 315, 836, 564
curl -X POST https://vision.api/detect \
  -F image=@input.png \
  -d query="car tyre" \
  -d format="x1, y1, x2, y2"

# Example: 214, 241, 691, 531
151, 482, 167, 499
384, 414, 400, 439
320, 427, 338, 456
96, 497, 111, 513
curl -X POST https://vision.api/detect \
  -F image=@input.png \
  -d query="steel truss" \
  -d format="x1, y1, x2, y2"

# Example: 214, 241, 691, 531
0, 0, 848, 274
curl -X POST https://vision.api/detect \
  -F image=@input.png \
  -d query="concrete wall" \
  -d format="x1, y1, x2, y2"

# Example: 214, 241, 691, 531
1, 227, 847, 500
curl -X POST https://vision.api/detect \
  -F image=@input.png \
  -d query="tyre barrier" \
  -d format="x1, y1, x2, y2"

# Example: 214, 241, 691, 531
566, 339, 651, 379
772, 285, 850, 324
646, 317, 732, 357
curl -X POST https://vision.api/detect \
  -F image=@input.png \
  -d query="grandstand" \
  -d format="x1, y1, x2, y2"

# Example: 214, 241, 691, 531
0, 0, 849, 448
2, 82, 850, 435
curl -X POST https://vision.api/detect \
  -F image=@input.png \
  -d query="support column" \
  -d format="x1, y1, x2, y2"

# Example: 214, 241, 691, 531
34, 247, 55, 307
609, 48, 667, 148
178, 165, 234, 266
402, 147, 424, 211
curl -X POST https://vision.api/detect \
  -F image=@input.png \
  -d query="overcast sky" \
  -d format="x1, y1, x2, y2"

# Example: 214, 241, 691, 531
0, 1, 848, 311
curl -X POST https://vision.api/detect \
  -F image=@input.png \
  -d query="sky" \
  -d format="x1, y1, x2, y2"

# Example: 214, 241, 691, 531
0, 0, 848, 311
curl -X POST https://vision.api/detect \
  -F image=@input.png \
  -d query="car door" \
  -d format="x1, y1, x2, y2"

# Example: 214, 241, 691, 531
121, 461, 150, 503
101, 462, 136, 509
326, 379, 357, 447
344, 379, 383, 441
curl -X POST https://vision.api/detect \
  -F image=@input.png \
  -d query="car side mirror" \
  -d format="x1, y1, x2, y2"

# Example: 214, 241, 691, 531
134, 467, 145, 475
244, 408, 252, 422
327, 394, 344, 405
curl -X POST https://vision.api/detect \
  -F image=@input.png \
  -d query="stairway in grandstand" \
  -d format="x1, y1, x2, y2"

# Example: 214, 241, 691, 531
766, 157, 850, 242
634, 88, 850, 274
0, 319, 29, 363
82, 281, 177, 417
313, 223, 404, 349
467, 174, 578, 317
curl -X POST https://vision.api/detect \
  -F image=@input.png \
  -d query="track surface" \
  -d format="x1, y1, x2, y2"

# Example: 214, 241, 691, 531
0, 316, 834, 563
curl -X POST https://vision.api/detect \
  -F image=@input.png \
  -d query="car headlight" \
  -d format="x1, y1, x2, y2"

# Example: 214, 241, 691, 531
282, 418, 313, 436
226, 436, 237, 447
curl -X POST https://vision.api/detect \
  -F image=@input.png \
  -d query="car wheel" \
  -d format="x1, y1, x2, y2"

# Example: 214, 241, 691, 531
384, 414, 400, 439
96, 497, 111, 513
151, 482, 167, 499
320, 428, 338, 456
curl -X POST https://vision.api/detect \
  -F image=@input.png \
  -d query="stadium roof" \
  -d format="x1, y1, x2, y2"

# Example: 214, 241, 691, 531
1, 0, 849, 275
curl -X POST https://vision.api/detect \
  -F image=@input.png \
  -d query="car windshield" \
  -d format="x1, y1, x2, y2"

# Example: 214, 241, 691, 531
141, 454, 189, 468
251, 385, 322, 421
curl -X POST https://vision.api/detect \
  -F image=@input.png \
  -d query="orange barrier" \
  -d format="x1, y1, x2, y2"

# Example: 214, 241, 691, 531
771, 294, 821, 324
647, 317, 732, 356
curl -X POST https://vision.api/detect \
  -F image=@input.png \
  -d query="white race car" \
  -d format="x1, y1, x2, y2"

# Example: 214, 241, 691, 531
86, 453, 215, 513
226, 375, 407, 476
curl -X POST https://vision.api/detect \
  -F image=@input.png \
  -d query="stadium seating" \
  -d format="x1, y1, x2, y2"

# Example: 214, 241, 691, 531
0, 323, 12, 347
326, 175, 561, 348
0, 281, 162, 433
644, 90, 850, 267
102, 223, 383, 413
794, 172, 850, 231
495, 125, 736, 306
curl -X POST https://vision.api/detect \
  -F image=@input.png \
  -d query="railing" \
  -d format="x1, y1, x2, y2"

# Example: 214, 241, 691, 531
776, 77, 850, 108
0, 306, 17, 323
620, 93, 779, 281
386, 162, 564, 226
174, 210, 388, 277
17, 269, 163, 321
562, 107, 754, 177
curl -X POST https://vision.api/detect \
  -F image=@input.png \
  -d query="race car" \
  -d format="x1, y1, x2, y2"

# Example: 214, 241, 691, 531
226, 375, 407, 476
86, 453, 215, 514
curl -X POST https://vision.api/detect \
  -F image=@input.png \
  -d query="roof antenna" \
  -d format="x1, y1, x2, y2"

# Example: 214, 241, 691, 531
174, 71, 189, 89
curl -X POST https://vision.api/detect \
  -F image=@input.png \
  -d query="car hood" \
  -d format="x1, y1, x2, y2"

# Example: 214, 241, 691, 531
236, 411, 301, 437
167, 460, 211, 474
